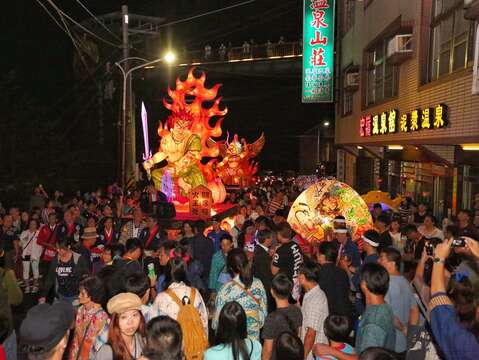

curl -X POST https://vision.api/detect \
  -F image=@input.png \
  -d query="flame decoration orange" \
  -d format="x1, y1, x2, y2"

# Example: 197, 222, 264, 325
158, 68, 228, 159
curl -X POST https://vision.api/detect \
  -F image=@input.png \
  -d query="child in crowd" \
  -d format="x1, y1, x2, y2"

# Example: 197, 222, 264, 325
316, 315, 355, 360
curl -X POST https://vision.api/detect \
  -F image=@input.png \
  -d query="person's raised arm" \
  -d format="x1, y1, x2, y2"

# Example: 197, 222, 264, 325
431, 239, 452, 295
313, 344, 358, 360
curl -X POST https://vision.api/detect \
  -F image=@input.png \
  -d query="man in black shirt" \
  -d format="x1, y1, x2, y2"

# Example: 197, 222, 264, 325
253, 229, 274, 311
262, 273, 303, 360
272, 222, 303, 301
317, 241, 354, 319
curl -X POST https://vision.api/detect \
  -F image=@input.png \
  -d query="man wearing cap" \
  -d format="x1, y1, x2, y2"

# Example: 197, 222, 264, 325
20, 301, 74, 360
351, 230, 381, 316
77, 227, 100, 271
332, 227, 361, 270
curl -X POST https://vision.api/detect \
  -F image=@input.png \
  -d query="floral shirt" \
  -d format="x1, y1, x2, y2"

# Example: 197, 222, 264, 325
212, 276, 267, 341
69, 305, 109, 360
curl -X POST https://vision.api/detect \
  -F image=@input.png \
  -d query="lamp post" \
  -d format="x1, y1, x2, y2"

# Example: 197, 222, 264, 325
115, 52, 176, 187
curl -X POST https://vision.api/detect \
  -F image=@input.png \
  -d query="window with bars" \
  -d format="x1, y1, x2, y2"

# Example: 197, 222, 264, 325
429, 0, 476, 81
342, 90, 353, 115
366, 40, 399, 106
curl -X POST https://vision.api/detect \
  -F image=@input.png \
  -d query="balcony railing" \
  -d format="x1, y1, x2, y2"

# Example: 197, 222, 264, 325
178, 41, 303, 64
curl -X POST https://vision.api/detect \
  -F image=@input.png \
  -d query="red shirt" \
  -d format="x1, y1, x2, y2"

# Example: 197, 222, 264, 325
37, 224, 58, 261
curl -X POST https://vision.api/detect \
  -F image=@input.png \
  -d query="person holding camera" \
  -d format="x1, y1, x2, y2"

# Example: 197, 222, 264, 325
429, 238, 479, 360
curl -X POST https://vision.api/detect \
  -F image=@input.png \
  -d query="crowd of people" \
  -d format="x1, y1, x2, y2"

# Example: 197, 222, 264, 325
202, 36, 293, 61
1, 180, 479, 360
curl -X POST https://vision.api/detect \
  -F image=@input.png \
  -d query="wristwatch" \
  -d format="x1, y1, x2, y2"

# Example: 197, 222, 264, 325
433, 257, 445, 264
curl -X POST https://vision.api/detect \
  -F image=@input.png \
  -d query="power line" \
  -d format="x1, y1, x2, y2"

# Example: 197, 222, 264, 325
34, 0, 70, 38
74, 0, 122, 41
45, 0, 121, 48
134, 0, 256, 31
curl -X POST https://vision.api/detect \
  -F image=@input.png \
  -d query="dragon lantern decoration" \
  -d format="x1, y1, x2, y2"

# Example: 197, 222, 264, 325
212, 133, 265, 187
143, 69, 227, 204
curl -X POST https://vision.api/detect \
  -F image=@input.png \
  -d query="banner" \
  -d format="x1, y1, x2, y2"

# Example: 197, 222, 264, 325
302, 0, 335, 103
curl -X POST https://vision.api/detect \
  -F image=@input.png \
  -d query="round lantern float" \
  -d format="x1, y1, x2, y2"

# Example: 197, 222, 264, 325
287, 179, 373, 244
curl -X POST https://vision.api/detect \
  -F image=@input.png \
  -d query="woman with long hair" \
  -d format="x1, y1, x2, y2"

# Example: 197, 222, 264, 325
206, 301, 261, 360
212, 249, 267, 341
152, 255, 208, 335
94, 293, 145, 360
142, 316, 183, 360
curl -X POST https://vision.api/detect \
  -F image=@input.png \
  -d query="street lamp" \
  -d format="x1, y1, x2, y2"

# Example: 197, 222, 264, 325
164, 51, 176, 64
115, 53, 176, 186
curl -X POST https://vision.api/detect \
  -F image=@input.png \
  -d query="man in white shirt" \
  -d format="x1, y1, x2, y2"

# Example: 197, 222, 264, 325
299, 261, 329, 360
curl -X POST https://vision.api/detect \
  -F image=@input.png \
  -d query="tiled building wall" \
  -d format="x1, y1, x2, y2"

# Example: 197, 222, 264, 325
336, 1, 479, 145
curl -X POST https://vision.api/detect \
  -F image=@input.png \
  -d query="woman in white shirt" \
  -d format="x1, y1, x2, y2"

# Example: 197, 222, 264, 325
418, 214, 444, 240
19, 219, 42, 293
152, 257, 208, 335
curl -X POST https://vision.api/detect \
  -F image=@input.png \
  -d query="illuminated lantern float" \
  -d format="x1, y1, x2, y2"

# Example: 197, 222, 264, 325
212, 133, 265, 187
287, 179, 373, 244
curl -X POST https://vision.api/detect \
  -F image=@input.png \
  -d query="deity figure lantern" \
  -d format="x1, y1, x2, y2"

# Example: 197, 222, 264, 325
213, 133, 265, 187
143, 68, 228, 204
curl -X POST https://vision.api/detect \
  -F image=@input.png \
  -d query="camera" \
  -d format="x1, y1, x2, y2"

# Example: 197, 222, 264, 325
452, 237, 466, 248
425, 242, 436, 256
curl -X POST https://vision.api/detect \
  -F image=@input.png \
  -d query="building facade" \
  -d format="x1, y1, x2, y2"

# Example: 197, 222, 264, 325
335, 0, 479, 218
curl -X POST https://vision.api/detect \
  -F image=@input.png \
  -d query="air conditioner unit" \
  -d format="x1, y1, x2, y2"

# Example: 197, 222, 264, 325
464, 0, 479, 19
344, 72, 359, 91
387, 34, 413, 64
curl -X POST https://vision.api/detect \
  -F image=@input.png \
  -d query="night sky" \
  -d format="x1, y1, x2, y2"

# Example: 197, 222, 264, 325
1, 0, 333, 193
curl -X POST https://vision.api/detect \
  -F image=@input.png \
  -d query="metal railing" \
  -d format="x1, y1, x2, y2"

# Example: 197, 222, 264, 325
178, 41, 302, 64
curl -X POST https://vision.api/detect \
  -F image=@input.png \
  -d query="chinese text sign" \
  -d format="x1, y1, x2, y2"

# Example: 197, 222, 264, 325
302, 0, 335, 103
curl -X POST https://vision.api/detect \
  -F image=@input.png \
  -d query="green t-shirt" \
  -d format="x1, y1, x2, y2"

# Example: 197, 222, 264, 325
356, 303, 396, 354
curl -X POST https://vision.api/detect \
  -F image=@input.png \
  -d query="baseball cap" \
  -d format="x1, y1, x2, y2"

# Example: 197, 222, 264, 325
20, 301, 74, 353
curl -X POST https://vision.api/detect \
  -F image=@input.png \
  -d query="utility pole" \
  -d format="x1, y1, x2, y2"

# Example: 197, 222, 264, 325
121, 4, 131, 188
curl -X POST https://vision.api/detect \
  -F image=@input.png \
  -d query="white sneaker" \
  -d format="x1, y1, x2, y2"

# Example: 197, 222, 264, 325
25, 286, 31, 294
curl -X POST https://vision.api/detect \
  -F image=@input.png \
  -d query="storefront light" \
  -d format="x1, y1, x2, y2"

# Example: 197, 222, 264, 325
461, 144, 479, 151
388, 145, 404, 150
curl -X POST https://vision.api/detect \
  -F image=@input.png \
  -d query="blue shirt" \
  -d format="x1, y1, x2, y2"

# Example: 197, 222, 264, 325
205, 339, 262, 360
431, 303, 479, 360
333, 239, 361, 268
208, 230, 229, 252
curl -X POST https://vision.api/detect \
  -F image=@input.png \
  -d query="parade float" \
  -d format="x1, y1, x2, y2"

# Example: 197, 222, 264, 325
141, 68, 264, 220
287, 179, 373, 244
212, 132, 265, 187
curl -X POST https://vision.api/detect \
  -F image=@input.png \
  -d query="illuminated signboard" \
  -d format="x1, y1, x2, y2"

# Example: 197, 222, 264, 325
189, 185, 212, 218
302, 0, 335, 103
359, 104, 447, 137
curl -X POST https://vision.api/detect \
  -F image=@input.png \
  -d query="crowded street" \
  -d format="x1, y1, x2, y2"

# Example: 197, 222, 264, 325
2, 1, 479, 360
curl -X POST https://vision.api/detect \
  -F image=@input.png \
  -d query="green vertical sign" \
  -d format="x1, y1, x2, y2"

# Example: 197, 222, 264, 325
302, 0, 335, 103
